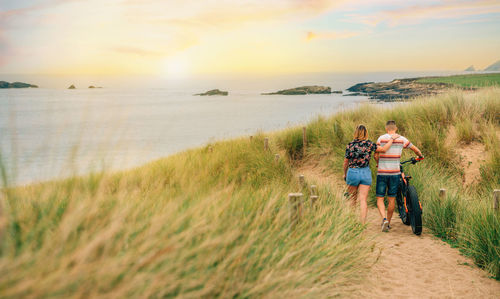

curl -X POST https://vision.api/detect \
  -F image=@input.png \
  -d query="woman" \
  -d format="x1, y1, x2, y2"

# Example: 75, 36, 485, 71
343, 125, 398, 224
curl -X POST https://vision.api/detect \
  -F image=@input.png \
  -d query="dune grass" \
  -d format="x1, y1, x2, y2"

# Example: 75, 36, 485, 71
0, 135, 372, 297
0, 88, 499, 297
279, 88, 500, 279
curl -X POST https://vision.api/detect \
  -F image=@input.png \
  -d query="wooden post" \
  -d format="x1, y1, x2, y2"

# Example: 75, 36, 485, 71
249, 135, 253, 141
264, 137, 269, 151
302, 126, 307, 156
439, 188, 446, 200
288, 193, 303, 229
275, 154, 280, 162
310, 185, 317, 196
494, 189, 499, 211
298, 174, 305, 187
310, 195, 319, 207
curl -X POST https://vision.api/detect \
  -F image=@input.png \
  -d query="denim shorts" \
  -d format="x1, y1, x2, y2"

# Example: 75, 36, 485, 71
346, 167, 372, 186
376, 175, 400, 197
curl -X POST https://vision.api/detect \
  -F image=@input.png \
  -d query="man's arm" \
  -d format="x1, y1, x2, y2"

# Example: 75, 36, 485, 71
410, 145, 423, 157
375, 134, 398, 153
343, 158, 349, 181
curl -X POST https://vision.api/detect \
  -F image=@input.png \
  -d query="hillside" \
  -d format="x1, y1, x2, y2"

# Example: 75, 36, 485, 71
0, 89, 499, 297
484, 60, 500, 71
346, 73, 500, 101
416, 73, 500, 88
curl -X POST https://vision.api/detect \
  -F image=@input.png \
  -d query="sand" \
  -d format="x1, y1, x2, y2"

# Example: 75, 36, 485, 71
355, 208, 500, 298
296, 161, 500, 298
457, 142, 487, 186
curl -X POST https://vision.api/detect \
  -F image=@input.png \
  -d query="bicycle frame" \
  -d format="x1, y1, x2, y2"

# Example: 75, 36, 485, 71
398, 157, 424, 212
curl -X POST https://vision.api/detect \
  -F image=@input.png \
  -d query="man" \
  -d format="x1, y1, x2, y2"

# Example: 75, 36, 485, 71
374, 120, 423, 232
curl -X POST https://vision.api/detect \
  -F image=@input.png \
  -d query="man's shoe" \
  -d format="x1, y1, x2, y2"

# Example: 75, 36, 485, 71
381, 219, 389, 232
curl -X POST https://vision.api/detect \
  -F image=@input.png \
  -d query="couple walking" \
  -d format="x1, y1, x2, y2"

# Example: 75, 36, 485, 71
343, 120, 423, 232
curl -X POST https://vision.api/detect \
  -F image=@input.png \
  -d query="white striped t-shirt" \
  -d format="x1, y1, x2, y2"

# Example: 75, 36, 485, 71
376, 134, 413, 175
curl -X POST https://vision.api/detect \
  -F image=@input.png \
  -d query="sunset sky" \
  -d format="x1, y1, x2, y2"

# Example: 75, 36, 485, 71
1, 0, 499, 76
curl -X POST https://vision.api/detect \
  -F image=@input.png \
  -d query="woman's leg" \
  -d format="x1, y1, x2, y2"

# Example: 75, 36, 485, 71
357, 185, 371, 224
347, 185, 358, 207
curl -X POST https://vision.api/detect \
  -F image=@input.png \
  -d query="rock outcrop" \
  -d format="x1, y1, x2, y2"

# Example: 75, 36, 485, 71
68, 85, 76, 89
194, 89, 228, 96
262, 85, 332, 95
0, 81, 38, 88
345, 79, 451, 101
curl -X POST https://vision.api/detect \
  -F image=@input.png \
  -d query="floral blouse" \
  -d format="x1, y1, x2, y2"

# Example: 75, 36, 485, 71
344, 139, 378, 168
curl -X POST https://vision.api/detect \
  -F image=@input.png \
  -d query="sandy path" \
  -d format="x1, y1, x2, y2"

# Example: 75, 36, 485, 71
297, 162, 500, 298
357, 208, 500, 298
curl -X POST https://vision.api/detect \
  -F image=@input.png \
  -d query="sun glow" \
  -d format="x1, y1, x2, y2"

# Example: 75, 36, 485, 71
163, 55, 191, 78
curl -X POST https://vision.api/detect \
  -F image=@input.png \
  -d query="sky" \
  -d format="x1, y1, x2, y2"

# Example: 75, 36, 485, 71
0, 0, 499, 76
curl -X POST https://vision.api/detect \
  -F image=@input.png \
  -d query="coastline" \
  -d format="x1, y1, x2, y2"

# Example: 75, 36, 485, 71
1, 72, 499, 185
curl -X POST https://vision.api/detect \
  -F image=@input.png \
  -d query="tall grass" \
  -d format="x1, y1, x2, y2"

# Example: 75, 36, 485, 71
276, 88, 500, 279
0, 88, 499, 298
0, 135, 372, 297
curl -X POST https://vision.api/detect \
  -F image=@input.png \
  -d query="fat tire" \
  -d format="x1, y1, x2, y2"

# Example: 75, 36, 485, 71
408, 185, 422, 235
396, 188, 410, 225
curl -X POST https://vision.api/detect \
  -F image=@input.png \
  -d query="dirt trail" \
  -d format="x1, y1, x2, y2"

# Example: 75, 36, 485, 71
358, 208, 500, 298
297, 162, 500, 299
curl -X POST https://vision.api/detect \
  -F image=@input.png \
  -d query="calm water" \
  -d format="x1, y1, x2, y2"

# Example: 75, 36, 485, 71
0, 71, 464, 184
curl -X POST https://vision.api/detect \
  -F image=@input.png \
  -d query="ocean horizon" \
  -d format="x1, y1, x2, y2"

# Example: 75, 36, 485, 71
0, 70, 469, 185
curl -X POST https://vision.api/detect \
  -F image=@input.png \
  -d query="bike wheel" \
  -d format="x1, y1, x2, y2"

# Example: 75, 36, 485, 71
396, 188, 410, 225
408, 185, 422, 235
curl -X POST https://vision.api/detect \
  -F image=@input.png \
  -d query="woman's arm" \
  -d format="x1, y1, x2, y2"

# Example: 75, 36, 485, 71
375, 134, 399, 153
343, 158, 349, 181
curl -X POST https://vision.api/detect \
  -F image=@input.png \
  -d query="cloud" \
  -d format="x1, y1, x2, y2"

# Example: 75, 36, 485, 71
125, 0, 346, 29
111, 46, 166, 57
352, 0, 500, 27
306, 30, 361, 41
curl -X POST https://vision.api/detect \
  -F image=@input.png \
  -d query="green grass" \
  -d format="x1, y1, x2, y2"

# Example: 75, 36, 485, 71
416, 73, 500, 88
0, 88, 499, 297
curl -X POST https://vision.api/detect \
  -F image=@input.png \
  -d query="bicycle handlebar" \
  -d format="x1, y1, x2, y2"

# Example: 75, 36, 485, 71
400, 156, 424, 165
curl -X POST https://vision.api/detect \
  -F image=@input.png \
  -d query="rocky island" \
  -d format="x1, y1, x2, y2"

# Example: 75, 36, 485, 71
345, 78, 452, 101
194, 89, 228, 96
0, 81, 38, 88
68, 85, 76, 89
262, 85, 332, 95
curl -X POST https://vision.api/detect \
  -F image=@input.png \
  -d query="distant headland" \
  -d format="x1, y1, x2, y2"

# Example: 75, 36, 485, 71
194, 89, 228, 96
0, 81, 38, 88
262, 85, 341, 95
345, 72, 500, 101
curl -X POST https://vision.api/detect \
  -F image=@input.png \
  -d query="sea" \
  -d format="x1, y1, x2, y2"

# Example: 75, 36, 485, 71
0, 71, 466, 185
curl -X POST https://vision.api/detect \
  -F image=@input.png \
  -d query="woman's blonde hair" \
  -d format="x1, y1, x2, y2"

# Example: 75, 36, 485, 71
353, 124, 368, 140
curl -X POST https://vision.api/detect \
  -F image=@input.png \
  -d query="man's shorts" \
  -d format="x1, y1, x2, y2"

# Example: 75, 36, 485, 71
346, 167, 372, 186
376, 175, 399, 197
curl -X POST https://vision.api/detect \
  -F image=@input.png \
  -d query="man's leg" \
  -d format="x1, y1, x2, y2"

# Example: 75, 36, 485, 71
376, 197, 386, 219
386, 197, 396, 223
386, 176, 399, 224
